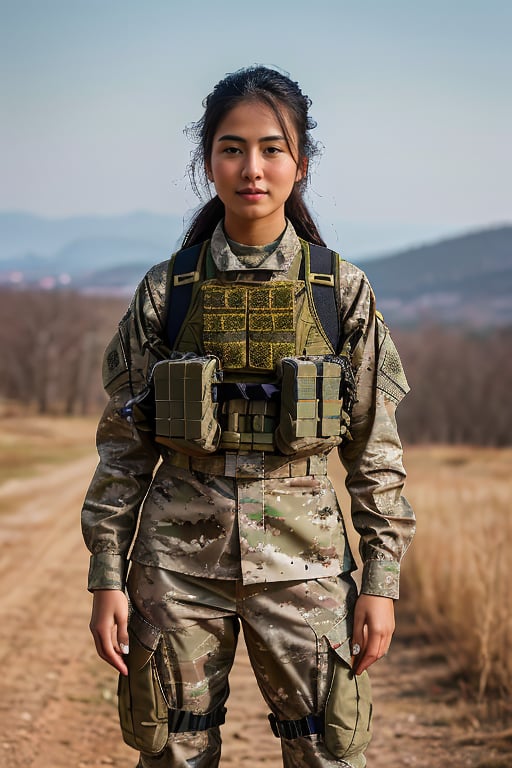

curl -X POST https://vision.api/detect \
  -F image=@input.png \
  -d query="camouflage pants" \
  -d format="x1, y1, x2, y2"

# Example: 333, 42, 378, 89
126, 565, 371, 768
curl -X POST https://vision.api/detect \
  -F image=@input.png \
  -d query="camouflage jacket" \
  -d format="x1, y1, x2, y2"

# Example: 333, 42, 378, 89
81, 223, 415, 598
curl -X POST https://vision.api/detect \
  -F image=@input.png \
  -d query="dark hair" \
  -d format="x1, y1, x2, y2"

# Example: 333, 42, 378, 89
182, 65, 325, 247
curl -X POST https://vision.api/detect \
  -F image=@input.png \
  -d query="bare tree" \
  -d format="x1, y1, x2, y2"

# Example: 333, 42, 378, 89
0, 288, 126, 414
395, 326, 512, 445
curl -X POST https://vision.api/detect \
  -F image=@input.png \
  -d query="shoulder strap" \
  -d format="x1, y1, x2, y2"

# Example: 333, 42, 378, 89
307, 243, 341, 352
166, 243, 204, 349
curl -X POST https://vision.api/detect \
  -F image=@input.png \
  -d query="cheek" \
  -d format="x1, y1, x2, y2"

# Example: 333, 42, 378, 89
210, 158, 231, 183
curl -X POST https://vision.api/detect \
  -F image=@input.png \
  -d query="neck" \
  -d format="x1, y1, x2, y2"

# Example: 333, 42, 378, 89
223, 213, 286, 246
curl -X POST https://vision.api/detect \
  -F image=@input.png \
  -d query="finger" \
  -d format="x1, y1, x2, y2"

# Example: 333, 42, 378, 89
116, 610, 129, 654
355, 628, 392, 675
351, 620, 368, 666
351, 608, 366, 654
377, 631, 392, 659
91, 624, 128, 676
111, 624, 130, 658
354, 636, 380, 675
108, 597, 129, 652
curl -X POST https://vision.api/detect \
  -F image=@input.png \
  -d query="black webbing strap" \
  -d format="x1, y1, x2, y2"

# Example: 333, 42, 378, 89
166, 243, 203, 349
308, 243, 340, 353
216, 382, 280, 402
168, 705, 227, 733
268, 712, 324, 739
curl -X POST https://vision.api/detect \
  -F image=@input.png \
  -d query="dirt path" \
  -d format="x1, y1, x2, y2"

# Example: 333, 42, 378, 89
0, 454, 509, 767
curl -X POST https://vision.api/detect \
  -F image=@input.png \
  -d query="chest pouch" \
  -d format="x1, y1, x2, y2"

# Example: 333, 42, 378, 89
275, 355, 355, 456
152, 355, 222, 457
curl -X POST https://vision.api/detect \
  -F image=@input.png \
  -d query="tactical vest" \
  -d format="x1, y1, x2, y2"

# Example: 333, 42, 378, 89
152, 239, 357, 460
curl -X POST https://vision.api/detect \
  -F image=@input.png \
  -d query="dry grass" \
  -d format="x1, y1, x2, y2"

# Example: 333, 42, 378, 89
0, 412, 96, 486
401, 446, 512, 710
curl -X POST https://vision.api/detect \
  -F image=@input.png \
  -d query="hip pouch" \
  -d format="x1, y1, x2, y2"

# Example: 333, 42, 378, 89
152, 355, 222, 457
117, 615, 168, 754
274, 355, 354, 456
324, 635, 372, 761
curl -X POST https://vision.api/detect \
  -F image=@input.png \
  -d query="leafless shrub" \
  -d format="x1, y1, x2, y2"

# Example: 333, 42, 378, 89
0, 289, 126, 414
394, 326, 512, 446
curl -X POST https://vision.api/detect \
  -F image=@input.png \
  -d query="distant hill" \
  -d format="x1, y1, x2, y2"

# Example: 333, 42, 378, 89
358, 225, 512, 327
0, 210, 184, 271
1, 211, 511, 327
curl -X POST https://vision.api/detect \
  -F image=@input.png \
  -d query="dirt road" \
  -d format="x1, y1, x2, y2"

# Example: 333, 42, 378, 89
0, 450, 508, 767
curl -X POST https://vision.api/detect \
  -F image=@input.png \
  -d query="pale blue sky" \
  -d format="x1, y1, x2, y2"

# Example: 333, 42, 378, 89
2, 0, 511, 255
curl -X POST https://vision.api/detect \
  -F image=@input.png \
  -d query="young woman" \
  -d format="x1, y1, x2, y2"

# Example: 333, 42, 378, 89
82, 65, 415, 768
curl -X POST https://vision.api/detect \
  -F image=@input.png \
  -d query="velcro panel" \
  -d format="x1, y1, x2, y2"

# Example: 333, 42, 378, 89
202, 284, 247, 369
202, 282, 297, 371
248, 283, 295, 370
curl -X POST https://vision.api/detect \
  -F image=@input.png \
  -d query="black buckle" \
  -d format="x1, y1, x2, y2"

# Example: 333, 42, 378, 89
268, 712, 324, 739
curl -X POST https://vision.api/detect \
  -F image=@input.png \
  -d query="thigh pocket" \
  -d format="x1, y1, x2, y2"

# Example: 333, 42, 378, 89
117, 610, 169, 755
301, 578, 372, 761
323, 626, 372, 760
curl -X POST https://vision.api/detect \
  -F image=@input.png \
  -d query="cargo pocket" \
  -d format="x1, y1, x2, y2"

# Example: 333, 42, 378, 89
323, 625, 372, 760
117, 610, 169, 754
301, 578, 372, 763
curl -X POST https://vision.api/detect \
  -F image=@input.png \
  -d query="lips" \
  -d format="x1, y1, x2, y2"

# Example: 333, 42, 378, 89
237, 188, 268, 197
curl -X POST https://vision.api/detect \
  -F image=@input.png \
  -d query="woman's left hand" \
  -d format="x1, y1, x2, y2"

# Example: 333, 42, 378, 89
351, 594, 395, 675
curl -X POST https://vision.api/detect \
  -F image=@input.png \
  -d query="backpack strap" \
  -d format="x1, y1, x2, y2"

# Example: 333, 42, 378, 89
306, 242, 341, 353
166, 242, 205, 349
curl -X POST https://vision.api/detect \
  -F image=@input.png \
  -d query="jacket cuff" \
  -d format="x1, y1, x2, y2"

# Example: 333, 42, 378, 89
87, 553, 127, 592
361, 559, 400, 600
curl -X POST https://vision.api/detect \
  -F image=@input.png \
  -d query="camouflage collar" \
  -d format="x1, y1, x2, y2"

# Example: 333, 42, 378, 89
210, 220, 301, 274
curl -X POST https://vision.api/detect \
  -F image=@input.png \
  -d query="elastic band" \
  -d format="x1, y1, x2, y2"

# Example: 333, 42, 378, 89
268, 712, 324, 739
168, 705, 226, 733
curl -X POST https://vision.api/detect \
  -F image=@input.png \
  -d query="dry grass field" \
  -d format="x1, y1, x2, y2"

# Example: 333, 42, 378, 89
1, 414, 511, 766
399, 446, 512, 712
330, 444, 512, 719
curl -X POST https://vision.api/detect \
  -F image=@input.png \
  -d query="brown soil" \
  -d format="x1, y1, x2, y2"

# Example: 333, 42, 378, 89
0, 424, 510, 767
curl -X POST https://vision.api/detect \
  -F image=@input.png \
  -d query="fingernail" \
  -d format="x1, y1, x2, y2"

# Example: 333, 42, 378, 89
120, 643, 129, 655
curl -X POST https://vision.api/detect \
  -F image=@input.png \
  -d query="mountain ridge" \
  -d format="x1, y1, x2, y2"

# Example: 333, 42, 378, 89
358, 224, 512, 327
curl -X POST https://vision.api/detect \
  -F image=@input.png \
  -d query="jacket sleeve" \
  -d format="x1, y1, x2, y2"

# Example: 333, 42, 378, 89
338, 267, 415, 600
81, 261, 171, 591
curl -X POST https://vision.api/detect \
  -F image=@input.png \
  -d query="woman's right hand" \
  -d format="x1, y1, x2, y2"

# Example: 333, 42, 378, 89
89, 589, 129, 676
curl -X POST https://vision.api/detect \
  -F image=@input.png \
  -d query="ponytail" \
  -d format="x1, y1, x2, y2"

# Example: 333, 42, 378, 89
285, 188, 325, 246
182, 196, 225, 248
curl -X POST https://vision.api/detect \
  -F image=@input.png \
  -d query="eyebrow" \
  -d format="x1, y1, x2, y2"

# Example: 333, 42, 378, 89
217, 134, 286, 143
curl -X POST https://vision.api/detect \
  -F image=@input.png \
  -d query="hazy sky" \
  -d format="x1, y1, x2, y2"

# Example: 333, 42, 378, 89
2, 0, 511, 255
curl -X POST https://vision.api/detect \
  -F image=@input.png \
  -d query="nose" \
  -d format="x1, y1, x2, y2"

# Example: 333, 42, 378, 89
242, 149, 262, 180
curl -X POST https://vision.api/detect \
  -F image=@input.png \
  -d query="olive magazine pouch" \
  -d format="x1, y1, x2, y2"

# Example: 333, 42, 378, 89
152, 355, 222, 457
274, 356, 348, 456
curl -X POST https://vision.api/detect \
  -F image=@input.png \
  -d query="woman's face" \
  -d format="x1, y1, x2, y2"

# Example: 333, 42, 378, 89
206, 99, 305, 244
